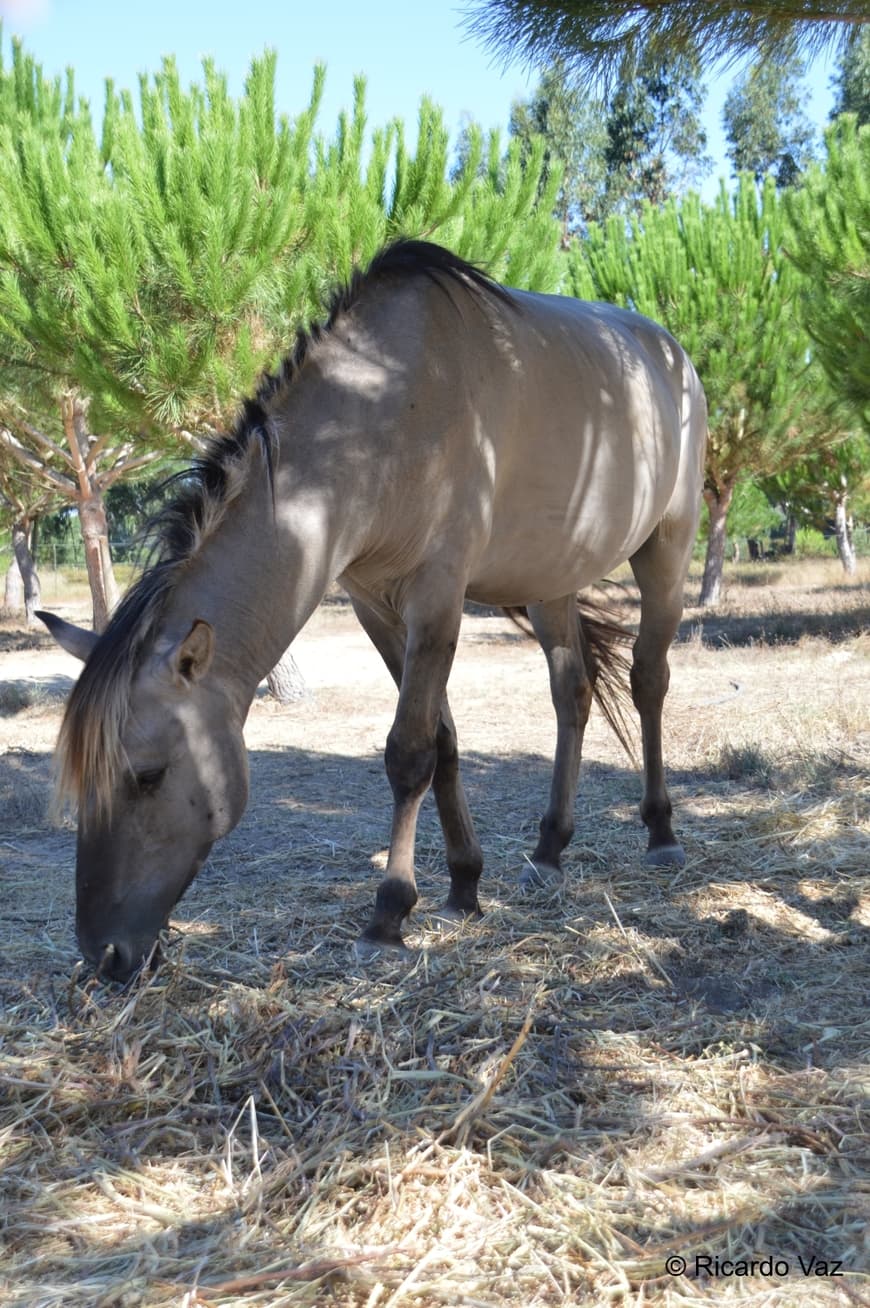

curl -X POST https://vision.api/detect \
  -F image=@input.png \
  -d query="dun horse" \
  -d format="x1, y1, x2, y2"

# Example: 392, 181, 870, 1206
40, 240, 707, 982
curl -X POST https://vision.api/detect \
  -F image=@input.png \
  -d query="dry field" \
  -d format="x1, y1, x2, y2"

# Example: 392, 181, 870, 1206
1, 559, 868, 1307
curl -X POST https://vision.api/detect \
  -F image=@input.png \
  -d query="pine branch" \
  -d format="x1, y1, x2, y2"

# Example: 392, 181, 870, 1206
0, 411, 73, 469
461, 0, 865, 83
99, 448, 163, 489
0, 428, 76, 496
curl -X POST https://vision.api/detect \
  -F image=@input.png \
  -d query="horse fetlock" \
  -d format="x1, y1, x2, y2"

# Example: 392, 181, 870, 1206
360, 876, 419, 948
445, 882, 482, 916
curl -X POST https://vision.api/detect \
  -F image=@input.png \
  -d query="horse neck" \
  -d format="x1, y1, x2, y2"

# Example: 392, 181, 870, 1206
161, 430, 366, 713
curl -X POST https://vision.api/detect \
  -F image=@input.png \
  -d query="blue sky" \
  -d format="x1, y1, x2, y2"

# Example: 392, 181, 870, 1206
1, 0, 839, 200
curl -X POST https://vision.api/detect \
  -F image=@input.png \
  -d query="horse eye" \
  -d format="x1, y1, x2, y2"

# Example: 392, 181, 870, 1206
134, 767, 166, 793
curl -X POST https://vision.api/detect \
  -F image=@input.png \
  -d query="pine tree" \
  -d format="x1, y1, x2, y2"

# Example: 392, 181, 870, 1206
786, 114, 870, 425
462, 1, 865, 85
0, 35, 144, 627
569, 176, 825, 604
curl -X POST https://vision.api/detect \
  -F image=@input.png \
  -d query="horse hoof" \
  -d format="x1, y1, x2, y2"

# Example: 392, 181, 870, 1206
519, 860, 563, 890
353, 936, 410, 964
645, 844, 686, 868
423, 904, 482, 932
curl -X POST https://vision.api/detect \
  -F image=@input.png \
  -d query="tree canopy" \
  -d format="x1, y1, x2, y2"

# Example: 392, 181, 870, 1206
723, 45, 816, 186
786, 114, 870, 426
462, 1, 867, 84
831, 23, 870, 122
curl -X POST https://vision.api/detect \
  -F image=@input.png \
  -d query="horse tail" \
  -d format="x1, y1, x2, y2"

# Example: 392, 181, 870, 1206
503, 594, 636, 761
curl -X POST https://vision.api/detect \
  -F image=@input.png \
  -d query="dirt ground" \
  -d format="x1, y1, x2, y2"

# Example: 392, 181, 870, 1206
1, 564, 869, 1306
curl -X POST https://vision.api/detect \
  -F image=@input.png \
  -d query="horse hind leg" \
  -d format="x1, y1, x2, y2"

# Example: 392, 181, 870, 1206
431, 700, 484, 920
628, 524, 691, 867
523, 595, 594, 887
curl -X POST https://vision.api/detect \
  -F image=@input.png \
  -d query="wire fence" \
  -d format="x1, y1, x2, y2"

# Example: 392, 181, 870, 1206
0, 542, 138, 602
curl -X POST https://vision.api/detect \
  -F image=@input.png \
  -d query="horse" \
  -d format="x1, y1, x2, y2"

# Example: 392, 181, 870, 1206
39, 239, 707, 983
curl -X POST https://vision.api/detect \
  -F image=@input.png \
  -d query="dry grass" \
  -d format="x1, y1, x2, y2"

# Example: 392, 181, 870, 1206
1, 561, 868, 1306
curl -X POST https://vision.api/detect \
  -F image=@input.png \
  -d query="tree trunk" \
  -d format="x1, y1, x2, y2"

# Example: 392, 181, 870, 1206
700, 482, 735, 607
61, 393, 121, 633
834, 494, 856, 576
11, 518, 42, 624
79, 494, 119, 632
4, 556, 23, 612
266, 649, 309, 703
784, 511, 797, 555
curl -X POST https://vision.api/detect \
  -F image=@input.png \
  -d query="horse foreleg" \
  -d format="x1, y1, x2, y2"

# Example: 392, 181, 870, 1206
349, 595, 483, 930
357, 597, 465, 948
629, 529, 688, 867
525, 596, 593, 885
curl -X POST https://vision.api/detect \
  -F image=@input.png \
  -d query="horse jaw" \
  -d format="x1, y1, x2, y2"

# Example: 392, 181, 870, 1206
36, 611, 100, 662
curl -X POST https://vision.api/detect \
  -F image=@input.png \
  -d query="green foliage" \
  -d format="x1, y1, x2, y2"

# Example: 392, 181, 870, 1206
508, 60, 609, 234
603, 48, 710, 207
786, 115, 870, 427
767, 427, 870, 524
723, 45, 816, 186
569, 176, 817, 498
727, 478, 782, 540
0, 45, 561, 441
794, 526, 837, 557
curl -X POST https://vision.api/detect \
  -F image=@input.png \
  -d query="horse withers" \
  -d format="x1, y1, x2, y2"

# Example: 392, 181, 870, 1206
40, 239, 706, 981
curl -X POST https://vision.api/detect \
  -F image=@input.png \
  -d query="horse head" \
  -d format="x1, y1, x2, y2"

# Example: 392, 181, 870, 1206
40, 611, 249, 982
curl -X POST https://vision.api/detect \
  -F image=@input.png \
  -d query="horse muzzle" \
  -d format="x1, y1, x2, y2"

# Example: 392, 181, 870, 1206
76, 921, 162, 984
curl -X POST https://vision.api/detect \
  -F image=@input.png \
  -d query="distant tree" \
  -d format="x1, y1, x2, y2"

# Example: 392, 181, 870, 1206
768, 428, 870, 573
569, 176, 826, 605
723, 46, 816, 186
462, 1, 866, 86
603, 48, 710, 208
831, 23, 870, 123
508, 60, 609, 238
508, 52, 709, 241
0, 449, 59, 620
786, 115, 870, 426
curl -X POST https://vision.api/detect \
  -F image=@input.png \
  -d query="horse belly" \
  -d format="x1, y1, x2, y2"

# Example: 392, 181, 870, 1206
466, 431, 677, 606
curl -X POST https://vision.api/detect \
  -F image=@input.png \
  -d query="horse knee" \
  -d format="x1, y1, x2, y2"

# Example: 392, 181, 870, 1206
385, 730, 437, 803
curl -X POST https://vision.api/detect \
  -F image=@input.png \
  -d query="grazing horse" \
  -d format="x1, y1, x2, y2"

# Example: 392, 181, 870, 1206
40, 239, 707, 982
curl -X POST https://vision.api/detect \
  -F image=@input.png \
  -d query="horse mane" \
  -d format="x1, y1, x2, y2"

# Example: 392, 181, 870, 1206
55, 239, 511, 820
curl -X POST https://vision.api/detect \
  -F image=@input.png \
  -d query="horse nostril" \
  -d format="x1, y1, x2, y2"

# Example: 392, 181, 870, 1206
96, 940, 136, 982
97, 943, 118, 976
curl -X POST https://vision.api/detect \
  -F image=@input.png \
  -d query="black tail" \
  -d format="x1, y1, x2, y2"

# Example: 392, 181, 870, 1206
503, 595, 636, 761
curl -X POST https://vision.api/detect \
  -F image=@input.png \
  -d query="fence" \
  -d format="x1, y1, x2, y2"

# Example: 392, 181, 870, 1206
1, 542, 139, 603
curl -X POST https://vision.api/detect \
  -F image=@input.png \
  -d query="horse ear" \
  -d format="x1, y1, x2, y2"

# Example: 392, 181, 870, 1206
36, 610, 99, 662
172, 619, 214, 686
